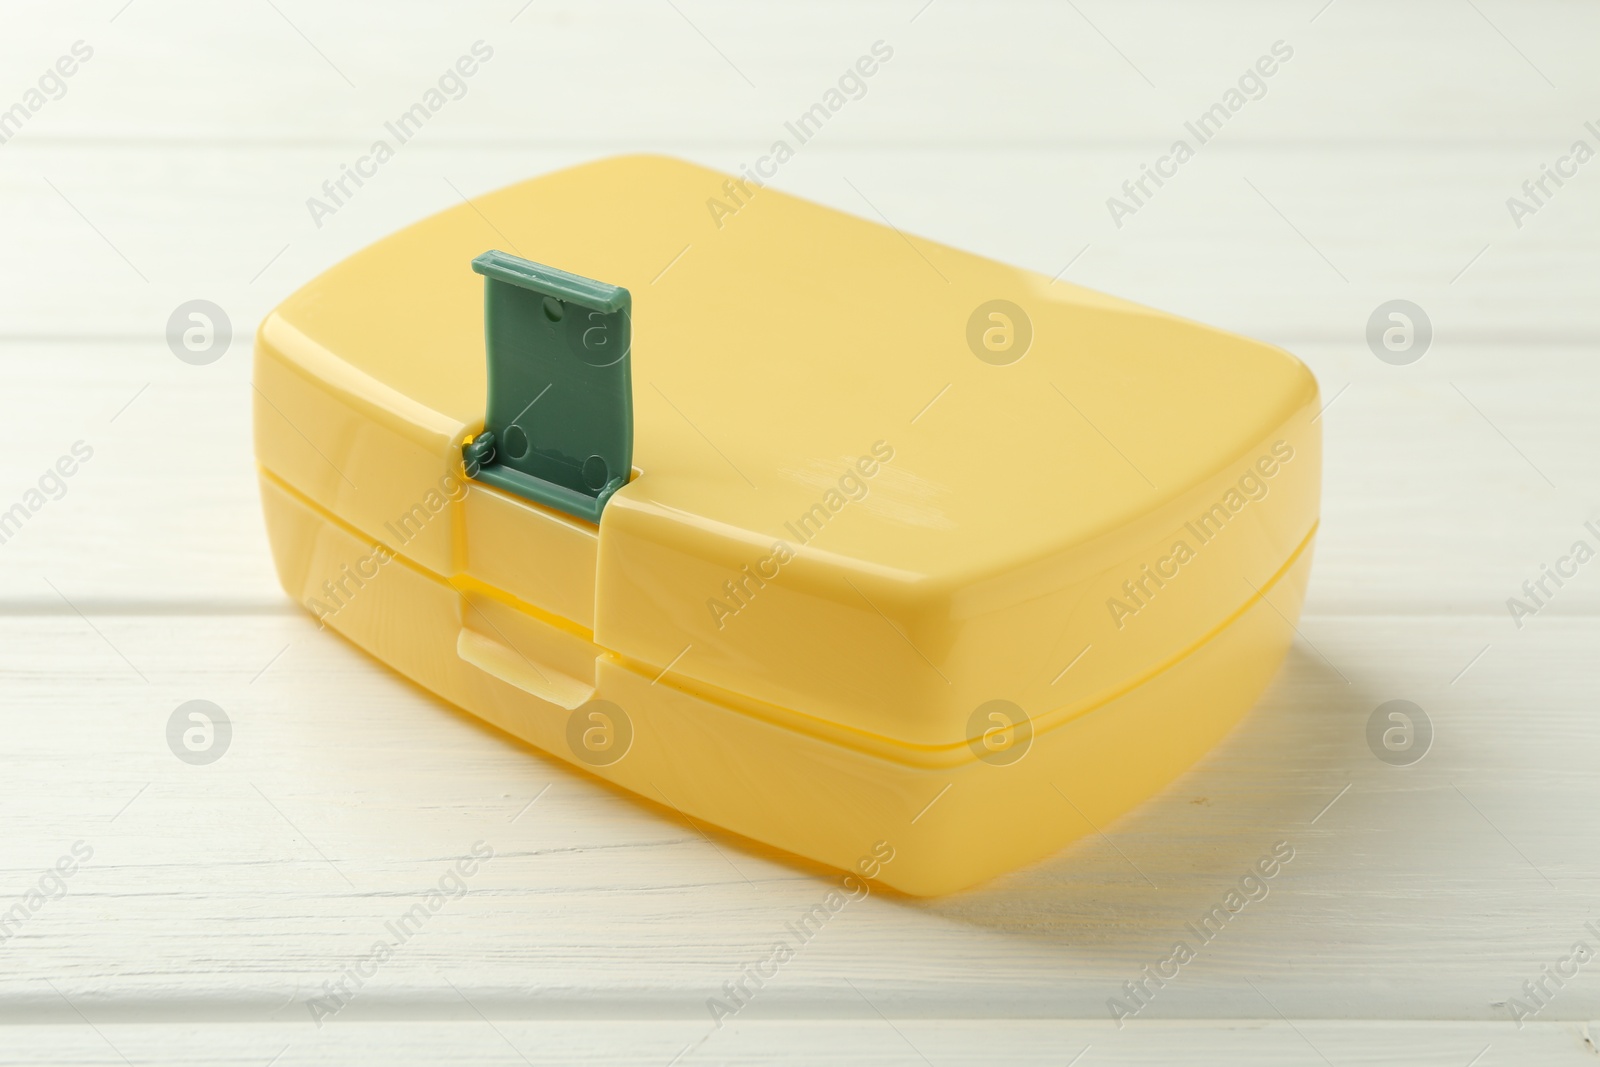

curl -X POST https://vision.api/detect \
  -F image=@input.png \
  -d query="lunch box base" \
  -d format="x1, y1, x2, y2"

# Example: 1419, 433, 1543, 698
260, 468, 1314, 897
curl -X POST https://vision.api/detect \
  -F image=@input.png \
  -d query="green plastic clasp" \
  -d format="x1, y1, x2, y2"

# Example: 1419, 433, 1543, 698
464, 250, 633, 524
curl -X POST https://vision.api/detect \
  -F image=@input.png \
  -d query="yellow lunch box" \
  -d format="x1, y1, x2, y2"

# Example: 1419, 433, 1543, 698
254, 154, 1320, 896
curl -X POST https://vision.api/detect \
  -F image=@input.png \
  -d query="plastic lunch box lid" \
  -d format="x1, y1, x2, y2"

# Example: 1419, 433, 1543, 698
256, 154, 1320, 753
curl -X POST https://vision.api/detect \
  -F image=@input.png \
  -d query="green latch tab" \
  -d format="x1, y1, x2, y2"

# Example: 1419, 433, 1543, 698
463, 250, 633, 523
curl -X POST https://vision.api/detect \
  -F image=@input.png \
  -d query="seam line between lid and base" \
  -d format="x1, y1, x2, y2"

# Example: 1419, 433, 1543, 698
263, 463, 1318, 771
626, 520, 1320, 769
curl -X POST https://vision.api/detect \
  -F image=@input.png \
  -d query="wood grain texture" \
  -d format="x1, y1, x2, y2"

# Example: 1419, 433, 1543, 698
1, 337, 1590, 618
2, 615, 1596, 1019
0, 0, 1596, 1063
1, 1021, 1595, 1067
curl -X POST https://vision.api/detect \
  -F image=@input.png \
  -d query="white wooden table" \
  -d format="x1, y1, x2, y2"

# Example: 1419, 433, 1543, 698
3, 1, 1598, 1062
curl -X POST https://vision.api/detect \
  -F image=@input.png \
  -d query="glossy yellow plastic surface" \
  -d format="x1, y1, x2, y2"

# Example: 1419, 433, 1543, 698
254, 154, 1320, 896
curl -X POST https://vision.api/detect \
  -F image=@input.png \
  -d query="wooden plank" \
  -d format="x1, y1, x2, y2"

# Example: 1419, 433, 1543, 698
0, 1020, 1589, 1066
0, 613, 1596, 1023
0, 338, 1590, 615
4, 0, 1594, 145
0, 143, 1595, 340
